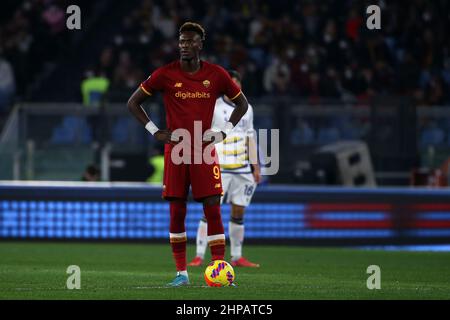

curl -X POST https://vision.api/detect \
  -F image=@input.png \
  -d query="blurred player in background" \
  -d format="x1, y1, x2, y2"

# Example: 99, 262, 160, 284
146, 143, 164, 184
81, 164, 100, 182
189, 70, 261, 268
127, 22, 249, 287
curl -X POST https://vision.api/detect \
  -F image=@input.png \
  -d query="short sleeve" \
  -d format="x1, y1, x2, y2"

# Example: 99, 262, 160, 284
217, 67, 241, 101
140, 67, 165, 95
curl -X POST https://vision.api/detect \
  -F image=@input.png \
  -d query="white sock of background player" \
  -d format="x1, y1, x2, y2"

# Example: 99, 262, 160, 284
195, 218, 208, 259
229, 217, 244, 261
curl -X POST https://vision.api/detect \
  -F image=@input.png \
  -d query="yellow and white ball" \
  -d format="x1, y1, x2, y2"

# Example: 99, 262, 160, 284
204, 260, 235, 287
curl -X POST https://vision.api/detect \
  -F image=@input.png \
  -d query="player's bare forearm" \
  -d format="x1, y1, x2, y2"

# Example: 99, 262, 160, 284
228, 93, 248, 126
248, 136, 261, 183
248, 136, 258, 166
252, 163, 261, 184
127, 87, 151, 126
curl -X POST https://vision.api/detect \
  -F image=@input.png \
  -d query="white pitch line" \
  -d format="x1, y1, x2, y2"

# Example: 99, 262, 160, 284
9, 285, 218, 291
133, 285, 210, 289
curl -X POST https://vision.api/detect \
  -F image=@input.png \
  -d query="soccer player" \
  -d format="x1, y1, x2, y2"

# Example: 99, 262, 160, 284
188, 70, 261, 268
127, 22, 249, 287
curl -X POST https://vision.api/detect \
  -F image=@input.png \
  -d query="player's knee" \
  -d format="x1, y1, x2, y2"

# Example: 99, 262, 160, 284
231, 204, 245, 218
170, 200, 187, 211
171, 198, 187, 205
230, 216, 244, 225
203, 200, 222, 222
169, 200, 187, 227
203, 195, 221, 206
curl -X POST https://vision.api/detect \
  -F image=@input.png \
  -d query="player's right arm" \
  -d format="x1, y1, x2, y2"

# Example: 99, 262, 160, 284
127, 87, 153, 126
127, 87, 175, 144
127, 71, 176, 144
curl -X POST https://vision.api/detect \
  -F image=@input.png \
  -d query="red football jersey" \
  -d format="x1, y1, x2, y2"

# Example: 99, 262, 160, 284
140, 60, 241, 137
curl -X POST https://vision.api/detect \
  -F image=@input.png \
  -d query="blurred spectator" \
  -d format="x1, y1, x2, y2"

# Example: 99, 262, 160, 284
346, 8, 363, 41
146, 144, 164, 184
424, 75, 447, 106
41, 4, 65, 35
320, 67, 342, 99
97, 47, 116, 80
396, 52, 421, 95
81, 69, 110, 107
0, 50, 15, 113
112, 50, 145, 91
1, 0, 450, 105
81, 164, 100, 182
263, 57, 291, 94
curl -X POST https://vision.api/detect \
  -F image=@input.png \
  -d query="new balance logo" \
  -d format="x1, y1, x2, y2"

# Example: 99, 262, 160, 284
174, 82, 183, 87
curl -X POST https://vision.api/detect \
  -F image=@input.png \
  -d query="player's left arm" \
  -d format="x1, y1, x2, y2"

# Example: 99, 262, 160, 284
219, 92, 248, 139
205, 68, 248, 143
228, 93, 248, 128
249, 136, 261, 183
247, 107, 261, 184
205, 92, 248, 143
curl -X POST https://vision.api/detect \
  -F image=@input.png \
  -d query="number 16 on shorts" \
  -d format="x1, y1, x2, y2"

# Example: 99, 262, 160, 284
244, 185, 254, 196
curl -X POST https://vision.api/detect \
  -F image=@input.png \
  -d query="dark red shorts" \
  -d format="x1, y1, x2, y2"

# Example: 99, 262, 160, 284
162, 144, 223, 201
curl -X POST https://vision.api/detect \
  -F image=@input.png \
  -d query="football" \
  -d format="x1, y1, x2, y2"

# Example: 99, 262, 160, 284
204, 260, 235, 287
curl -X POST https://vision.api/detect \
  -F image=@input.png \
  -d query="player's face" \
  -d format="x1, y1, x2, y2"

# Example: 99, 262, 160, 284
179, 31, 202, 61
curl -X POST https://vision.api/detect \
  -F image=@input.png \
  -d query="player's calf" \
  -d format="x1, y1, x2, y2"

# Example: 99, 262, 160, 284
169, 201, 189, 280
203, 199, 226, 261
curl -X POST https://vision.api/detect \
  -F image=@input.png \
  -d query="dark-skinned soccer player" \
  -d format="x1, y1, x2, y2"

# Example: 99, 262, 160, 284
127, 22, 248, 286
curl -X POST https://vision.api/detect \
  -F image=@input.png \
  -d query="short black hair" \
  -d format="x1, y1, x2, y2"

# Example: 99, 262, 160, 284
179, 22, 205, 41
228, 69, 242, 82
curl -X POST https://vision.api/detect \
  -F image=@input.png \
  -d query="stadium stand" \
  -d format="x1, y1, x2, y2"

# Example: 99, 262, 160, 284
1, 0, 448, 105
1, 0, 450, 184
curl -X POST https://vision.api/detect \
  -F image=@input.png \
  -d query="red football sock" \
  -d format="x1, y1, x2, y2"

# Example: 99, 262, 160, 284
203, 204, 225, 261
170, 239, 187, 271
169, 201, 187, 271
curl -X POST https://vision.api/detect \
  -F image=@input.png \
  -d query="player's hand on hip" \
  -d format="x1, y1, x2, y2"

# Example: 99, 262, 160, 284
203, 129, 226, 144
155, 129, 179, 145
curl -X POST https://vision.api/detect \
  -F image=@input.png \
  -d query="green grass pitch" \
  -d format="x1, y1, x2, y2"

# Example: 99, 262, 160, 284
0, 242, 449, 299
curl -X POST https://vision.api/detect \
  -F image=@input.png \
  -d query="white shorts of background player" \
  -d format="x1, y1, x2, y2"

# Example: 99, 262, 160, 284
221, 172, 257, 207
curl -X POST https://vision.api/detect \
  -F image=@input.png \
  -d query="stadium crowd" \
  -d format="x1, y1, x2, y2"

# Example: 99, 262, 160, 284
1, 0, 450, 184
0, 0, 93, 114
90, 0, 450, 105
1, 0, 449, 111
0, 0, 450, 117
